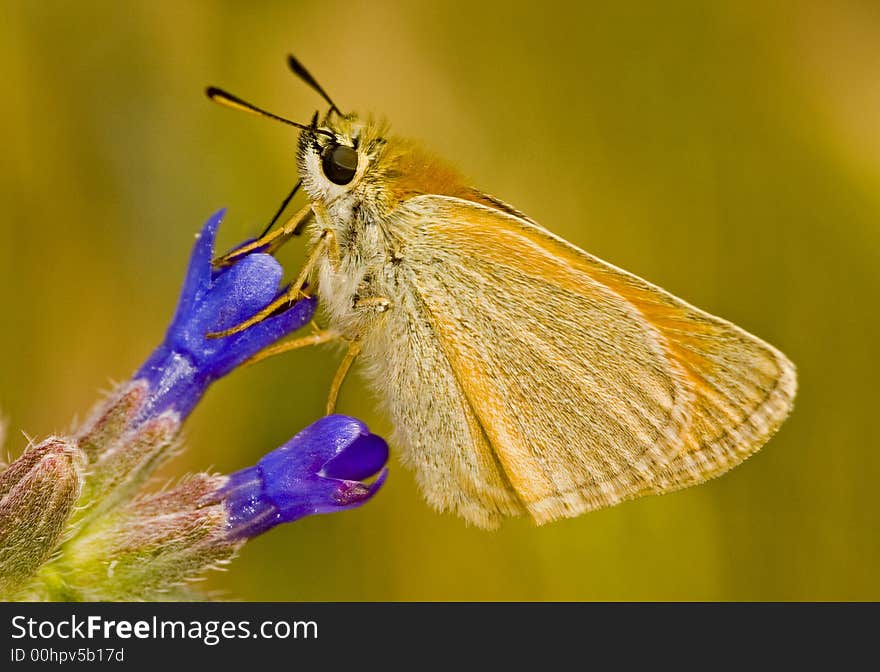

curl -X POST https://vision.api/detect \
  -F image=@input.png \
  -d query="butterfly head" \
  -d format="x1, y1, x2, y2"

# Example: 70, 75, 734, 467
296, 113, 390, 213
297, 112, 475, 238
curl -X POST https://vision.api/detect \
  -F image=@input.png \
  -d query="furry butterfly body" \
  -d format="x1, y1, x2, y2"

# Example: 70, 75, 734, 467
295, 117, 796, 528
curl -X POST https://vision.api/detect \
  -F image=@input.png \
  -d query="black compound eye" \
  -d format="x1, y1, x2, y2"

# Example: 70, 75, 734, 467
322, 144, 358, 185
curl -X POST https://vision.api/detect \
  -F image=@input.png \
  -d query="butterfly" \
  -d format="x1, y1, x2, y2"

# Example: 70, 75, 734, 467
207, 56, 796, 528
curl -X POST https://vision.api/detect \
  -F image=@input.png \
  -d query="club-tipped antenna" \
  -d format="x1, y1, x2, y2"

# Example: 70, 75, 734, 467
287, 54, 342, 116
206, 87, 334, 138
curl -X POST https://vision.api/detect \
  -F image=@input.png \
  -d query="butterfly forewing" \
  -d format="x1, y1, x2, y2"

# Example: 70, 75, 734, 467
397, 195, 795, 525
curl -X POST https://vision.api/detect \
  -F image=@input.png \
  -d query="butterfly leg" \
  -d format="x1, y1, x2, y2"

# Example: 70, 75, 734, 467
213, 203, 314, 268
353, 296, 392, 312
243, 323, 341, 367
325, 338, 362, 415
208, 229, 336, 338
322, 296, 391, 413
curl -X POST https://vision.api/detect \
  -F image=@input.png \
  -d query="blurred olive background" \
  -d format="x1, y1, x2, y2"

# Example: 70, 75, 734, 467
1, 0, 878, 601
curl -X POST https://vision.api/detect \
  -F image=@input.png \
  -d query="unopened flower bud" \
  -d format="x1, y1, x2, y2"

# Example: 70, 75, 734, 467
0, 439, 84, 596
60, 473, 235, 601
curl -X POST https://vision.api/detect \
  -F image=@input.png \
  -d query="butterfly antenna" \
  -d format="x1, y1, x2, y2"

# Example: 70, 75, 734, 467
287, 54, 343, 116
206, 87, 334, 138
260, 180, 301, 238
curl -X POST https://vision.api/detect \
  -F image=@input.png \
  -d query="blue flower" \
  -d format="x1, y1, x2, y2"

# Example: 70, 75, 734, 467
218, 415, 389, 539
1, 209, 390, 601
134, 209, 317, 419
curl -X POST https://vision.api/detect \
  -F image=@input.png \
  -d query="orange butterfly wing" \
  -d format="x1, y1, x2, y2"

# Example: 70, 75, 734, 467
402, 195, 796, 524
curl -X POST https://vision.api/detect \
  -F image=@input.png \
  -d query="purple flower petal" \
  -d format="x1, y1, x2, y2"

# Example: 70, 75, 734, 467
133, 210, 317, 419
169, 209, 223, 331
321, 433, 389, 481
218, 415, 389, 539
